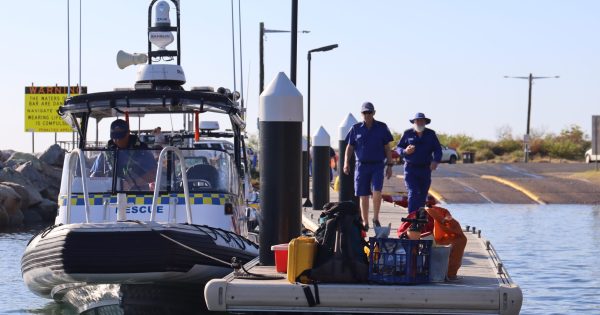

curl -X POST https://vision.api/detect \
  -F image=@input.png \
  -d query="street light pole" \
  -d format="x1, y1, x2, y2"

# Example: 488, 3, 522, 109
303, 44, 339, 207
505, 73, 559, 163
258, 23, 309, 95
305, 52, 311, 205
290, 0, 298, 85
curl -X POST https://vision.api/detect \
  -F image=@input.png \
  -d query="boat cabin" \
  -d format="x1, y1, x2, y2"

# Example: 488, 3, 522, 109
55, 87, 252, 236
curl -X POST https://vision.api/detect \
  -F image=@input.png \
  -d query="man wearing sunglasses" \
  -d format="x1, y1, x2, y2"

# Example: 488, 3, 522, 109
343, 102, 394, 231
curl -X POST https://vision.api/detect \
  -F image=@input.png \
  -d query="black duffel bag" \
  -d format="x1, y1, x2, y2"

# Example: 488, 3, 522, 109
308, 201, 369, 283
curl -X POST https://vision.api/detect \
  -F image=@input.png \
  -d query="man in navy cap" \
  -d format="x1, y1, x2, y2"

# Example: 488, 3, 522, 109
91, 119, 157, 190
343, 102, 394, 230
395, 113, 442, 213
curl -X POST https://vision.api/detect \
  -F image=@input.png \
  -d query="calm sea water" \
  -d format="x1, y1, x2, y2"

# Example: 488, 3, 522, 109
1, 205, 599, 315
0, 225, 76, 315
451, 204, 600, 315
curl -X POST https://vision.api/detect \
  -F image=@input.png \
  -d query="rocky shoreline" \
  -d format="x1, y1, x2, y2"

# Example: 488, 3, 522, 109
0, 145, 65, 227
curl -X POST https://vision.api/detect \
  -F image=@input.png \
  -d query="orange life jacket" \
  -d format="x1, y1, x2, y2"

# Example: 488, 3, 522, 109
426, 206, 464, 245
425, 206, 467, 278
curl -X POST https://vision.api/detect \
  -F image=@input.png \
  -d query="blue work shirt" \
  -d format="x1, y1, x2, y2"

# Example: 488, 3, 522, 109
345, 120, 394, 163
395, 128, 442, 165
90, 135, 157, 188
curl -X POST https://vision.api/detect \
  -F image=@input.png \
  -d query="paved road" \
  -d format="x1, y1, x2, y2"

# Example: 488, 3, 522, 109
388, 163, 600, 204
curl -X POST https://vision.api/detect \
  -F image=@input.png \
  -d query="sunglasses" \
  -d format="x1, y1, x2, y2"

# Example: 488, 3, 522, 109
361, 111, 374, 115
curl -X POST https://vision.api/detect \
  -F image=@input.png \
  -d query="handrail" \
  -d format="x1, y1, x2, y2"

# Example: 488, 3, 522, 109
150, 146, 192, 224
484, 237, 514, 285
65, 149, 91, 223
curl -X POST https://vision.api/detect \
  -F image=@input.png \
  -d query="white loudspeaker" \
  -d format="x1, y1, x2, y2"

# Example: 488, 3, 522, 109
116, 50, 148, 69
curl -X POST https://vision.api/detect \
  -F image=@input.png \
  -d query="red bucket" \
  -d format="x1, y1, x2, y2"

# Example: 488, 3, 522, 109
271, 244, 289, 273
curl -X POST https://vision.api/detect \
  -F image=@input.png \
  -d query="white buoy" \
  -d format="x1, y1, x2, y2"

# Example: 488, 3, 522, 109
258, 72, 303, 265
338, 113, 359, 203
312, 126, 331, 210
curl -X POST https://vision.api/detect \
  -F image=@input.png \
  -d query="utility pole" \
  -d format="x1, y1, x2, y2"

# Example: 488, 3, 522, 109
504, 73, 559, 163
526, 74, 533, 144
258, 23, 309, 94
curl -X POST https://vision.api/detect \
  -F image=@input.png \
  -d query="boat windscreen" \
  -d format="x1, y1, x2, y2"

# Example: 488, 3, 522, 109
71, 148, 237, 195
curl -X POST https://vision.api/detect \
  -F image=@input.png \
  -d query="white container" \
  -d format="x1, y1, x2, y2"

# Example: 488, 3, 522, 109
430, 245, 452, 282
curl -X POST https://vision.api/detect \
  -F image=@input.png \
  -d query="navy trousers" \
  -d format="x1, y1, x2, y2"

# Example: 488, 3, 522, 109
404, 164, 432, 213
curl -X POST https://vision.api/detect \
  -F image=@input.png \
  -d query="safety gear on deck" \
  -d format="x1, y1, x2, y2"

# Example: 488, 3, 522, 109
308, 201, 369, 283
426, 206, 466, 278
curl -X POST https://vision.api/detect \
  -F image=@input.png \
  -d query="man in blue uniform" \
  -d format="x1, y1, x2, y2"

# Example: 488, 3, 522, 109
90, 119, 157, 190
343, 102, 394, 230
395, 113, 442, 213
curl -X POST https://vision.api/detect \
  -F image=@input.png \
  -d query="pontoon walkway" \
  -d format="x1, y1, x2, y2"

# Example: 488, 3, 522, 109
205, 201, 523, 314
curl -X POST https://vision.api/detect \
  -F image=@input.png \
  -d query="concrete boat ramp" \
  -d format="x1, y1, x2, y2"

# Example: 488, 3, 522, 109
204, 200, 523, 314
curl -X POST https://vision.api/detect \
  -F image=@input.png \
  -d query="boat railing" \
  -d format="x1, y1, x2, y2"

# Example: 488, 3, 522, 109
466, 225, 515, 285
149, 146, 193, 224
485, 238, 514, 285
65, 149, 91, 223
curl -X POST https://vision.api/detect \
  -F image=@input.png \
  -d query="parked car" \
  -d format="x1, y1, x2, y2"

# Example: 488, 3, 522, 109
585, 149, 599, 163
441, 146, 459, 164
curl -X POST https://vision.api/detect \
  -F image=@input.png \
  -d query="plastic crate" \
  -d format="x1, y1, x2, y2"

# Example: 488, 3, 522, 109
368, 237, 432, 284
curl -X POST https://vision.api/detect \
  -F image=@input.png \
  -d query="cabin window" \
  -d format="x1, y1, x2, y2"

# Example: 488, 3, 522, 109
69, 147, 236, 195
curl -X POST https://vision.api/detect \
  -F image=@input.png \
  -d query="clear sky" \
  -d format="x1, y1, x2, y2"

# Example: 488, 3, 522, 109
3, 0, 600, 153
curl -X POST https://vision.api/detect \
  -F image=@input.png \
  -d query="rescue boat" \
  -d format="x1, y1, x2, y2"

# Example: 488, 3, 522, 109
21, 1, 259, 313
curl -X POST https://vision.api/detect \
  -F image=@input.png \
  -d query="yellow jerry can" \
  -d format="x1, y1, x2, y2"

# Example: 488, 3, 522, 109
287, 236, 317, 284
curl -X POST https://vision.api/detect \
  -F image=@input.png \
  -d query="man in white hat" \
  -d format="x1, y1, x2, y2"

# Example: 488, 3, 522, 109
395, 113, 442, 213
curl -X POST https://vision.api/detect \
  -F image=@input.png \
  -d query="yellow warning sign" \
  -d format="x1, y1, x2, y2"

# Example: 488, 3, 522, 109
24, 86, 87, 132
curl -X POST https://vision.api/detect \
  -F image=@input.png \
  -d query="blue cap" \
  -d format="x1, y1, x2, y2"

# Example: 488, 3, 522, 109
361, 102, 375, 113
410, 113, 431, 124
110, 119, 129, 140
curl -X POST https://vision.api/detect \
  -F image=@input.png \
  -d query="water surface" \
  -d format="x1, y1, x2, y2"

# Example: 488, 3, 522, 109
451, 204, 600, 315
1, 205, 599, 314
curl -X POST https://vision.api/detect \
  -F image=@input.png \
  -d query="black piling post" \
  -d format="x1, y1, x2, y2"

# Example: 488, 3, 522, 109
338, 113, 358, 204
302, 138, 309, 198
312, 126, 330, 210
258, 72, 303, 265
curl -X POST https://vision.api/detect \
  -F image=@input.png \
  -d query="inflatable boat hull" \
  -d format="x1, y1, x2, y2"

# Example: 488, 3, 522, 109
21, 222, 258, 313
